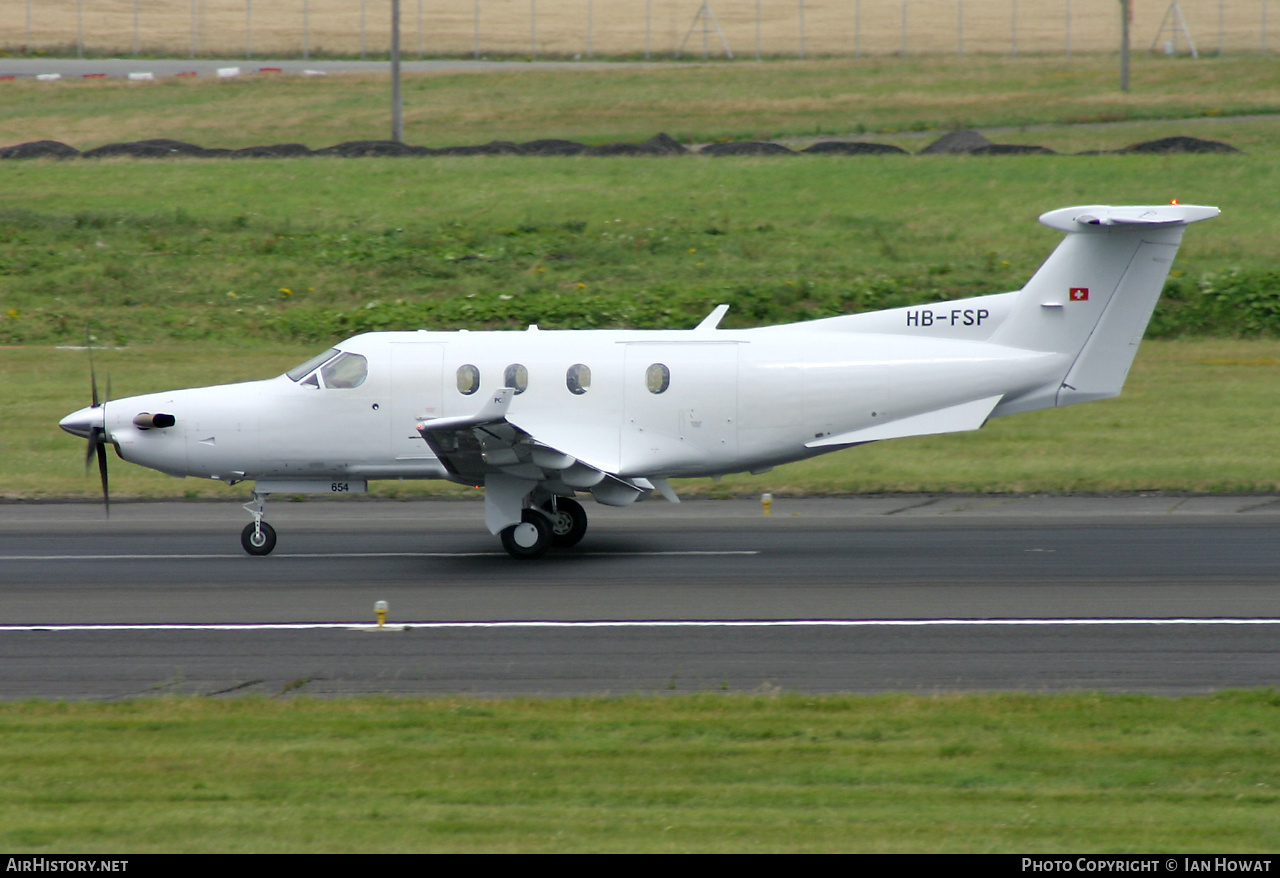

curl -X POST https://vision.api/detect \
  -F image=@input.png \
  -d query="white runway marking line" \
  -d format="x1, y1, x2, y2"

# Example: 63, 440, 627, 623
0, 550, 759, 561
3, 619, 1280, 632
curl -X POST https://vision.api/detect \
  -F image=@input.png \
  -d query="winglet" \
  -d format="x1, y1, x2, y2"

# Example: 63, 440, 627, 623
696, 304, 730, 330
417, 387, 514, 435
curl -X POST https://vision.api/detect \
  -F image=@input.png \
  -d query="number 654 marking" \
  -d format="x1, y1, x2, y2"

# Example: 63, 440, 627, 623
331, 482, 349, 492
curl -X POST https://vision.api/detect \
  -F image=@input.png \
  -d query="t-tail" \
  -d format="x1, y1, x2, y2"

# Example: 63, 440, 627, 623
991, 203, 1219, 416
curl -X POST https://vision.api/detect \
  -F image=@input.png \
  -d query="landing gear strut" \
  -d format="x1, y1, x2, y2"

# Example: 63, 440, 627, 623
240, 492, 277, 556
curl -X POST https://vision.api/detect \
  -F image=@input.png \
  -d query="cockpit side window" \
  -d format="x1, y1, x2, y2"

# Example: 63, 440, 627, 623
320, 352, 369, 389
286, 348, 340, 382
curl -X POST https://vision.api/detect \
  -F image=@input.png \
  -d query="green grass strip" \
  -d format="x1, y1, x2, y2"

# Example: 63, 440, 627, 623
1, 692, 1278, 852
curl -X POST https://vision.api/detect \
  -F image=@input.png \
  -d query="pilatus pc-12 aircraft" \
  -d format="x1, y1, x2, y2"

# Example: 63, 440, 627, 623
60, 203, 1219, 558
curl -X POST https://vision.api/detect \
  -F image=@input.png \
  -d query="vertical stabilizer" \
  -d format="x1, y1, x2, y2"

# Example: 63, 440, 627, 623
992, 204, 1218, 413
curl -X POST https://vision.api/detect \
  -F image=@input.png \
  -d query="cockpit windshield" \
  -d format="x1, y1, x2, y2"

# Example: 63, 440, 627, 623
286, 348, 340, 382
285, 349, 369, 389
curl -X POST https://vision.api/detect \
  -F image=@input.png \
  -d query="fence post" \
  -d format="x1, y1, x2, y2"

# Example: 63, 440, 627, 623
474, 0, 481, 58
588, 0, 594, 57
756, 0, 761, 59
532, 0, 538, 59
1065, 0, 1072, 57
799, 0, 806, 59
392, 0, 403, 142
1120, 0, 1130, 91
304, 0, 310, 60
190, 0, 197, 59
1011, 0, 1017, 57
361, 0, 367, 59
901, 0, 908, 58
646, 0, 653, 58
77, 0, 84, 58
247, 0, 253, 59
957, 0, 963, 56
1218, 0, 1224, 54
133, 0, 140, 55
854, 0, 861, 58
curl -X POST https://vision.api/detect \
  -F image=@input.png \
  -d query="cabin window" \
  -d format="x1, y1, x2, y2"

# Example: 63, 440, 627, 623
456, 364, 480, 395
286, 348, 340, 382
646, 363, 670, 394
566, 364, 591, 395
504, 363, 529, 395
320, 352, 368, 389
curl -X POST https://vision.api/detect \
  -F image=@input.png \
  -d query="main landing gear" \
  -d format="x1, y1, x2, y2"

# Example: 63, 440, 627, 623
498, 497, 589, 560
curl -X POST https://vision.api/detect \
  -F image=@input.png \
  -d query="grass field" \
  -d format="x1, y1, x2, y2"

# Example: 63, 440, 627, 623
4, 0, 1274, 59
2, 692, 1278, 852
3, 55, 1279, 149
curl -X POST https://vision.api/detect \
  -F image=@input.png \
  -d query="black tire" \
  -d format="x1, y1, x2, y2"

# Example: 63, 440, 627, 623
240, 521, 277, 556
542, 497, 588, 548
500, 510, 551, 560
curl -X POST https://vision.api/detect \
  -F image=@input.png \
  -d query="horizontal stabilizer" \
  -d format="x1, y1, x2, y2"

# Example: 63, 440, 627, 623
806, 395, 1003, 448
1039, 204, 1220, 231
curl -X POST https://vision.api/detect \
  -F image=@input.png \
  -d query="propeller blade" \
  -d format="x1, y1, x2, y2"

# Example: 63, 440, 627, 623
84, 427, 99, 471
86, 327, 100, 408
95, 433, 110, 518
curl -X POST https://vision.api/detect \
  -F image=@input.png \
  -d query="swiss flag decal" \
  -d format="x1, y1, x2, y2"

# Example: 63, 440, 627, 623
1069, 287, 1089, 301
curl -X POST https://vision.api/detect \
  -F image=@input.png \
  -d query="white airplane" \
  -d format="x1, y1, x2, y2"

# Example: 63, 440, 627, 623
60, 203, 1218, 558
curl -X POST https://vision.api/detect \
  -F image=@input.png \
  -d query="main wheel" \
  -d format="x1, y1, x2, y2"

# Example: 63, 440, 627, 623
541, 497, 588, 548
500, 510, 551, 560
240, 521, 277, 556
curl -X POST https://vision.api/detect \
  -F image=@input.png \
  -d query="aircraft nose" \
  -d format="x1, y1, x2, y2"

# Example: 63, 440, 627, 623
59, 406, 104, 439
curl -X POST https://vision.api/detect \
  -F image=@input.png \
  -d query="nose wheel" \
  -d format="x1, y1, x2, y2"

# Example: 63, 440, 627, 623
240, 491, 277, 556
241, 521, 277, 556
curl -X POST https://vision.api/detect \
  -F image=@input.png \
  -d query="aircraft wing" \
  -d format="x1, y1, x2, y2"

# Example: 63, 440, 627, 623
415, 390, 669, 506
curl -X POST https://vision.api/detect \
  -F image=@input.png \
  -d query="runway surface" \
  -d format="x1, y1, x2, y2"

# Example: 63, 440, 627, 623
2, 496, 1279, 698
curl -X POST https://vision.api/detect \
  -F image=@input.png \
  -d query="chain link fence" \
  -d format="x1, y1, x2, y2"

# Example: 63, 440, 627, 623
1, 0, 1272, 60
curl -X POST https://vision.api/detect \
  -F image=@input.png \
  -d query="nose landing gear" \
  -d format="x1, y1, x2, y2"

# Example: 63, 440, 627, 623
241, 492, 277, 556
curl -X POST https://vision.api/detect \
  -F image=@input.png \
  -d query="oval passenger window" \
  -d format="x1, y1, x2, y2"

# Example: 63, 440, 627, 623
566, 364, 591, 395
645, 363, 670, 394
456, 364, 480, 395
504, 363, 529, 395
